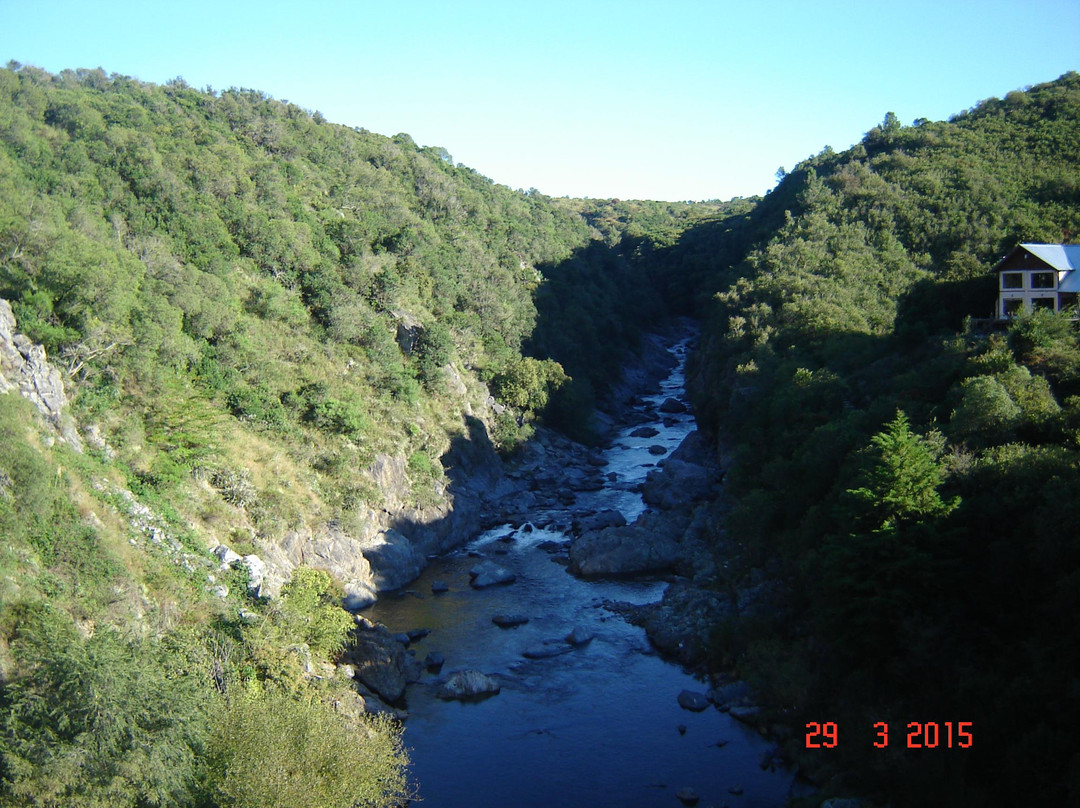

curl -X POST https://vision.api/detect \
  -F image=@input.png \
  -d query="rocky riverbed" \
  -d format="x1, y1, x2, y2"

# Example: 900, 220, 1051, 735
343, 323, 798, 807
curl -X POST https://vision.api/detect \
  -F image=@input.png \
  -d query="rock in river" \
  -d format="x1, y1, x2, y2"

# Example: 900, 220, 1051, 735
568, 509, 688, 578
468, 560, 516, 588
574, 508, 627, 534
492, 614, 530, 628
659, 397, 688, 414
424, 651, 445, 672
565, 626, 594, 646
522, 642, 574, 659
677, 690, 711, 712
437, 669, 501, 700
676, 787, 700, 806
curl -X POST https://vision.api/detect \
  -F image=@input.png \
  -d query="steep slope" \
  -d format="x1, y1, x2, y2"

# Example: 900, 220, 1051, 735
0, 63, 726, 806
678, 73, 1080, 806
0, 63, 708, 603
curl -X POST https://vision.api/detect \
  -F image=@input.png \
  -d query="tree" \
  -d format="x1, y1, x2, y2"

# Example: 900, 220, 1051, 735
847, 410, 959, 532
490, 356, 568, 413
413, 322, 453, 389
276, 566, 355, 660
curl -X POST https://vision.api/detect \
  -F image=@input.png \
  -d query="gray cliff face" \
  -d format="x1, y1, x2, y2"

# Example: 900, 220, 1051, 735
0, 298, 83, 451
240, 414, 516, 610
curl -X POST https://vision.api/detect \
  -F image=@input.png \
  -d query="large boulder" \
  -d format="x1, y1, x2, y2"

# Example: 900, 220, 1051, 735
343, 627, 417, 704
641, 459, 713, 509
668, 429, 716, 467
638, 430, 720, 512
212, 544, 243, 567
659, 397, 688, 414
568, 509, 689, 578
242, 554, 268, 597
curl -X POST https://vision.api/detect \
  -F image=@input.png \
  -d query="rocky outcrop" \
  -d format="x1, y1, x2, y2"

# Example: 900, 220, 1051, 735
342, 621, 424, 704
568, 508, 690, 578
249, 323, 704, 608
361, 528, 428, 595
240, 411, 524, 607
0, 298, 82, 450
244, 522, 376, 605
640, 430, 720, 510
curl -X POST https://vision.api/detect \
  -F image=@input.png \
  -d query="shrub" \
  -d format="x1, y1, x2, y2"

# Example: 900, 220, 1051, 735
206, 691, 410, 808
309, 397, 369, 439
211, 466, 257, 509
0, 606, 210, 807
276, 566, 354, 660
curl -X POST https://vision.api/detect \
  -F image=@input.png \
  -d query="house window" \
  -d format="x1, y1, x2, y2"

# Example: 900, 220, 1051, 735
1031, 272, 1055, 289
1032, 297, 1055, 311
1003, 299, 1024, 317
1001, 273, 1023, 289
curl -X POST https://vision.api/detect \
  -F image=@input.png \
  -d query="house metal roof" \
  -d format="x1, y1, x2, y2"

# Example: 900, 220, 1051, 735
1059, 270, 1080, 293
1009, 243, 1080, 272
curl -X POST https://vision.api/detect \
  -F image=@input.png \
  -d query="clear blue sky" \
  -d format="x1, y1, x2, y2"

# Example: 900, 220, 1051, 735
2, 0, 1077, 201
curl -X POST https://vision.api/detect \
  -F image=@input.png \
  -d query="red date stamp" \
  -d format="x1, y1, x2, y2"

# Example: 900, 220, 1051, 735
805, 721, 973, 749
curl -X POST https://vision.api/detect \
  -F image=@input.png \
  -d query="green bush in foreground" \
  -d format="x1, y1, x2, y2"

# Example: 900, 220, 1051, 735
206, 691, 410, 808
0, 604, 209, 808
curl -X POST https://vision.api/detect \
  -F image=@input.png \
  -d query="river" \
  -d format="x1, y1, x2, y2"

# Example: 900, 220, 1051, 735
363, 335, 793, 807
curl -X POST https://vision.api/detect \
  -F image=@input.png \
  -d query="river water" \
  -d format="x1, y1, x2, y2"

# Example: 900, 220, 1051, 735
363, 337, 792, 807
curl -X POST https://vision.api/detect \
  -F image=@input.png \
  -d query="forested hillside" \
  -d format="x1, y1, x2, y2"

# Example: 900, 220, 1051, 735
3, 57, 1078, 808
0, 63, 721, 806
681, 72, 1080, 805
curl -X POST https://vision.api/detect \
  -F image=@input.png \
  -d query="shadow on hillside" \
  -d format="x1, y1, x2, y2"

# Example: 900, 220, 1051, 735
373, 415, 505, 572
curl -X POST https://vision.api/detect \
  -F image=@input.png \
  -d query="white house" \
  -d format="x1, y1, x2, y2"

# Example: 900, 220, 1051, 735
995, 243, 1080, 318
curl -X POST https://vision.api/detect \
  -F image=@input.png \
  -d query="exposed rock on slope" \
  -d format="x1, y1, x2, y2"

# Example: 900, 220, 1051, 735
0, 298, 82, 450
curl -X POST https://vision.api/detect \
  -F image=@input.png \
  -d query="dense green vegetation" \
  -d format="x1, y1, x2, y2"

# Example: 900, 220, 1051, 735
682, 72, 1080, 806
0, 393, 410, 807
2, 56, 1077, 807
0, 63, 718, 806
